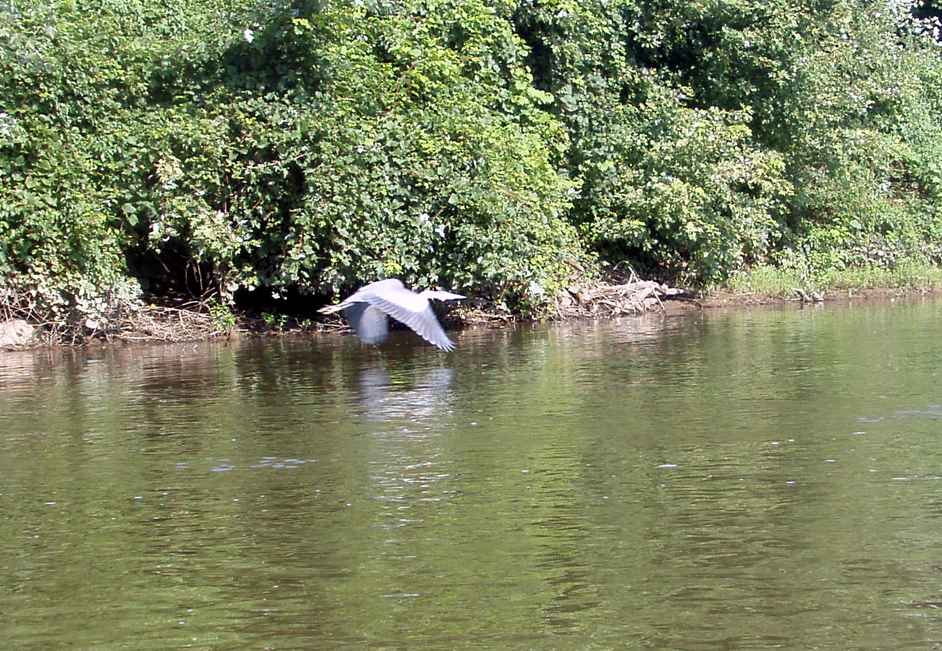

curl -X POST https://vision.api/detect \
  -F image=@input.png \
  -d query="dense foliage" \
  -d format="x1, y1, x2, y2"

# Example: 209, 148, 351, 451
2, 0, 942, 329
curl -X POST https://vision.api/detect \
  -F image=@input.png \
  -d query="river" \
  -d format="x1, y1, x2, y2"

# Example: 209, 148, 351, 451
2, 299, 942, 648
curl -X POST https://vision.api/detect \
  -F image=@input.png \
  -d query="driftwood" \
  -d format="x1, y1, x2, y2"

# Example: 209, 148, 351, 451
555, 279, 688, 319
114, 305, 221, 342
450, 304, 516, 325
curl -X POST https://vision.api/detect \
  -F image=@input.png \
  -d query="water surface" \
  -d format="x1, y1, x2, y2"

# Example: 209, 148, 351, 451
2, 299, 942, 648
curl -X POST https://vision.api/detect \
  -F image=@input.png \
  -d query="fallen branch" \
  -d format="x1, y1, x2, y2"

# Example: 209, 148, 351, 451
555, 277, 687, 319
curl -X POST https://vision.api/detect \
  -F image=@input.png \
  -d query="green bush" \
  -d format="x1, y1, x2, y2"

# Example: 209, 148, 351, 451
0, 0, 221, 327
2, 0, 588, 322
514, 0, 794, 284
611, 0, 942, 273
0, 25, 141, 329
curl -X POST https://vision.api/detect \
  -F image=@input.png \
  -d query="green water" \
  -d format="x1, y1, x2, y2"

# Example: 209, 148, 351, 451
2, 300, 942, 649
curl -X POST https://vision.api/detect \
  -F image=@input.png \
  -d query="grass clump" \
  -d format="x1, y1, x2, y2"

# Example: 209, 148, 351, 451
728, 260, 942, 298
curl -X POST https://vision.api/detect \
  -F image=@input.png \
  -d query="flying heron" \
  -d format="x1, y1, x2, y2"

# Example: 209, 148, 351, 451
319, 279, 465, 351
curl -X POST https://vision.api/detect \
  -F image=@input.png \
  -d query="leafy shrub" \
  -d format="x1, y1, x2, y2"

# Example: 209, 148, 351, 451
520, 0, 942, 282
514, 0, 794, 284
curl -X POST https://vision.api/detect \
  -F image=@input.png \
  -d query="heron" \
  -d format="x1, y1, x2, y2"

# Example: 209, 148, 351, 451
319, 279, 465, 351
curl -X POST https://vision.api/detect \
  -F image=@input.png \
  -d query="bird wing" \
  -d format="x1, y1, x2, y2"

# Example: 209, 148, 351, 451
363, 287, 455, 351
318, 279, 406, 314
318, 279, 456, 351
345, 303, 390, 344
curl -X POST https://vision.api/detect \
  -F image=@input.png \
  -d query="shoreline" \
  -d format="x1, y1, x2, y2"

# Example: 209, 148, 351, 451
698, 285, 942, 309
3, 284, 941, 352
661, 285, 942, 318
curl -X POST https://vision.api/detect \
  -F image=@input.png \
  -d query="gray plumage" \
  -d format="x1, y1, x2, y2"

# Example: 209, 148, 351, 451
319, 279, 465, 351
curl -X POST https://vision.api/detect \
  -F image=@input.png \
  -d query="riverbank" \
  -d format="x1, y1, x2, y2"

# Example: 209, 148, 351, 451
4, 263, 942, 350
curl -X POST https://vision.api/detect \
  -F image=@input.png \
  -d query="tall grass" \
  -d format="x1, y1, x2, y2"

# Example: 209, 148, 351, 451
727, 261, 942, 297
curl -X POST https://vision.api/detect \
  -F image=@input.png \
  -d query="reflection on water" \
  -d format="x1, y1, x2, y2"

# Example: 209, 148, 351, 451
355, 365, 456, 423
2, 301, 942, 648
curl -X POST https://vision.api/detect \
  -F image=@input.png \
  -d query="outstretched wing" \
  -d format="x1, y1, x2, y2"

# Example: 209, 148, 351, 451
363, 286, 455, 352
318, 279, 406, 315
